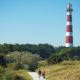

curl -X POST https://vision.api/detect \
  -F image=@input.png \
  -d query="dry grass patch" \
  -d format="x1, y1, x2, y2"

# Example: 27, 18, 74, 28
41, 61, 80, 80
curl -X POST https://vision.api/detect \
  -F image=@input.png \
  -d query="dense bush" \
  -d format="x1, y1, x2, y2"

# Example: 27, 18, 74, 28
48, 47, 80, 64
0, 54, 7, 67
14, 63, 25, 70
0, 66, 4, 77
14, 76, 25, 80
5, 51, 42, 71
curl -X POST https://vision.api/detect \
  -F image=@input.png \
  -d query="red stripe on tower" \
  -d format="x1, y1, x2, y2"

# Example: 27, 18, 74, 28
66, 3, 73, 47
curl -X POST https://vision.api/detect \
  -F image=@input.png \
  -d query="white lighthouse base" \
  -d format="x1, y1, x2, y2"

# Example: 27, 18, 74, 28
66, 43, 73, 47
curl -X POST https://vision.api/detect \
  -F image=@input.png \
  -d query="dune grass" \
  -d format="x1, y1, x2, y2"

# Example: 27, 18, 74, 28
0, 66, 32, 80
40, 61, 80, 80
13, 70, 32, 80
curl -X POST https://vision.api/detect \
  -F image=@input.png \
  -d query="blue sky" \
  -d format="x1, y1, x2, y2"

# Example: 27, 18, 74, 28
0, 0, 80, 46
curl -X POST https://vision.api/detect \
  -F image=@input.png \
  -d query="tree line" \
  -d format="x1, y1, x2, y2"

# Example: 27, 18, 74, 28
0, 43, 55, 59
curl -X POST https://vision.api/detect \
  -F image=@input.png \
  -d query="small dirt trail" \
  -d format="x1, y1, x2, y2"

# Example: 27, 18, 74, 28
28, 72, 45, 80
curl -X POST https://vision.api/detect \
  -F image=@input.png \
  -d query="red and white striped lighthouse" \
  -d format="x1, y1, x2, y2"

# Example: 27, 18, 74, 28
66, 3, 73, 47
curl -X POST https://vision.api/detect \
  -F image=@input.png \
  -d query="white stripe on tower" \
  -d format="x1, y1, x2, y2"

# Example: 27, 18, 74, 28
66, 3, 73, 47
66, 22, 72, 25
66, 32, 73, 36
66, 43, 73, 47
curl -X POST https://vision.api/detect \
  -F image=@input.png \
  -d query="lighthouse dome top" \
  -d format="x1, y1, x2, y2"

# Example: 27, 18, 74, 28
67, 3, 73, 12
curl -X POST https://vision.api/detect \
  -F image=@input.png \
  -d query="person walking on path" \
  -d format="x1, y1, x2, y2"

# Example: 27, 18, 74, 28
42, 70, 45, 78
38, 69, 41, 78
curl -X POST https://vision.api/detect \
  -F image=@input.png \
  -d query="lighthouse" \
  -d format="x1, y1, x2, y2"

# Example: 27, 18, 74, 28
66, 3, 73, 47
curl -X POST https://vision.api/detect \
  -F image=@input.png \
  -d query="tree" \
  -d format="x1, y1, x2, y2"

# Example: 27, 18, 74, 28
38, 44, 55, 59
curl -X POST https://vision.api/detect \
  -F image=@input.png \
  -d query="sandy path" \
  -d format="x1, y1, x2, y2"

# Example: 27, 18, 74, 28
28, 72, 45, 80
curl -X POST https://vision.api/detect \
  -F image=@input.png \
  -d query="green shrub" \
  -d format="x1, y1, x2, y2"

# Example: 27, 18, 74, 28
48, 48, 80, 64
0, 54, 7, 67
6, 51, 42, 71
29, 62, 38, 71
14, 63, 24, 70
14, 75, 25, 80
38, 60, 48, 67
0, 66, 4, 73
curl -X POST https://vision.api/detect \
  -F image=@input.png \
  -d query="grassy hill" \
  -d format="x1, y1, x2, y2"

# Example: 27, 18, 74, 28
40, 61, 80, 80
